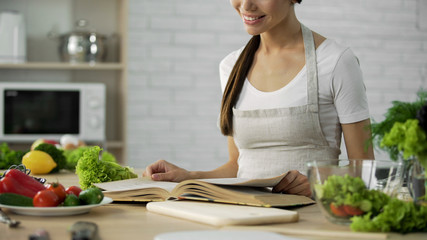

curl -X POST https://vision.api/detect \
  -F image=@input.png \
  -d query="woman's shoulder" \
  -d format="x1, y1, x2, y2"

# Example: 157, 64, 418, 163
318, 39, 351, 57
219, 46, 245, 91
220, 46, 245, 68
317, 39, 359, 68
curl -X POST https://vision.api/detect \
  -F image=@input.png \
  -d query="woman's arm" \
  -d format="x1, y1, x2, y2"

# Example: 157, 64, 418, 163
143, 136, 239, 181
192, 136, 239, 179
341, 118, 375, 159
272, 119, 375, 198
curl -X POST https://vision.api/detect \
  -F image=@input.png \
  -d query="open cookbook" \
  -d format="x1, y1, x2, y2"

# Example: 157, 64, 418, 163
93, 173, 315, 207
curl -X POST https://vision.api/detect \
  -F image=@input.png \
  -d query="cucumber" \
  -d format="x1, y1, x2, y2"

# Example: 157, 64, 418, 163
0, 193, 34, 207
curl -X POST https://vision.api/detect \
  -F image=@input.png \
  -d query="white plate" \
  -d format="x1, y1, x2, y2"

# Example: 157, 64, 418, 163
0, 197, 113, 216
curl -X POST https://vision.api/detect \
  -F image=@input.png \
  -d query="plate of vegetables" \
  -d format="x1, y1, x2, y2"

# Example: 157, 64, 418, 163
0, 196, 113, 216
0, 168, 112, 216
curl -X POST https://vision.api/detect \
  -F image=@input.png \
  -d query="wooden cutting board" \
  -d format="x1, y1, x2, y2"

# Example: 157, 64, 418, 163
146, 200, 298, 227
154, 230, 304, 240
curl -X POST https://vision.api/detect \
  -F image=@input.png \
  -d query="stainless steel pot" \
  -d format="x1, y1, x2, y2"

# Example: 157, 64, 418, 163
52, 20, 107, 63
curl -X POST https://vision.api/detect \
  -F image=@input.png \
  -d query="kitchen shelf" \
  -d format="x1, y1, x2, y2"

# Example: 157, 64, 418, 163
0, 62, 124, 70
106, 141, 124, 148
0, 0, 129, 164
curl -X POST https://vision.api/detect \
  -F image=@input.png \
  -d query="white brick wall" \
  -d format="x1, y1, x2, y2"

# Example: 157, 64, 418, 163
126, 0, 427, 169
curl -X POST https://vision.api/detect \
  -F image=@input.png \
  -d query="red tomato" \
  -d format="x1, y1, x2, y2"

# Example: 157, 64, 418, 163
33, 190, 60, 207
46, 182, 67, 203
329, 203, 348, 217
343, 205, 364, 216
65, 186, 82, 197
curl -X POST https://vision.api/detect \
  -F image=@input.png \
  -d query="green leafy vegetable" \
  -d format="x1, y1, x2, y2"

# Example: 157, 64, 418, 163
34, 143, 66, 172
319, 174, 389, 216
0, 143, 28, 169
76, 146, 137, 189
64, 146, 118, 170
351, 198, 427, 233
371, 90, 427, 161
319, 174, 427, 233
64, 147, 90, 170
100, 150, 116, 163
381, 119, 427, 171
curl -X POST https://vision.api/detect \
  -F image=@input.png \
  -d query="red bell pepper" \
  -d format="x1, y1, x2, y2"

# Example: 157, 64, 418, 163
0, 169, 46, 198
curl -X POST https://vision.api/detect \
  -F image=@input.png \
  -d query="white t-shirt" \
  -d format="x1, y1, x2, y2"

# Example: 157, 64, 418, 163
219, 39, 370, 150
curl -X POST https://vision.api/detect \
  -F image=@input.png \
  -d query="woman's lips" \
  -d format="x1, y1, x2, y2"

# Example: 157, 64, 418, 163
242, 14, 265, 25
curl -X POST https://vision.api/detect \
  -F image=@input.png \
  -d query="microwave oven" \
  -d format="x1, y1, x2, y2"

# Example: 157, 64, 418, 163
0, 82, 106, 142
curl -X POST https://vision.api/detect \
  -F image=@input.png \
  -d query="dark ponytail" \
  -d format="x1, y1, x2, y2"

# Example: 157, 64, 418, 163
220, 35, 260, 136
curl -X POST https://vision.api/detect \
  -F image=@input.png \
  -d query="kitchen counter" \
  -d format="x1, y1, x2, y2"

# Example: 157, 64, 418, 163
1, 171, 426, 240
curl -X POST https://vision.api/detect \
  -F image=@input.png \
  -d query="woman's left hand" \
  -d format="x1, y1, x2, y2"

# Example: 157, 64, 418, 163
272, 170, 311, 197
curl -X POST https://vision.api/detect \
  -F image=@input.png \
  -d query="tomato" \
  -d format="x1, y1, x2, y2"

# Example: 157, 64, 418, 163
33, 190, 60, 207
79, 188, 104, 205
46, 182, 66, 203
65, 186, 82, 197
329, 203, 348, 217
342, 205, 364, 216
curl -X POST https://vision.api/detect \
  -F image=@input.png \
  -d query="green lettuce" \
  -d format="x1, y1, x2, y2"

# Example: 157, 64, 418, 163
381, 119, 427, 171
64, 146, 117, 170
0, 143, 27, 169
351, 198, 427, 233
320, 174, 427, 233
75, 146, 138, 189
320, 174, 389, 214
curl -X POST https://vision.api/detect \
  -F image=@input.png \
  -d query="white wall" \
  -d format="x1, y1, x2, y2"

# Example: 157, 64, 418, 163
126, 0, 427, 169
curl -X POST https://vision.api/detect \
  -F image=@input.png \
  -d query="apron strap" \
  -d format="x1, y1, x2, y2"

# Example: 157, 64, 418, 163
301, 24, 319, 112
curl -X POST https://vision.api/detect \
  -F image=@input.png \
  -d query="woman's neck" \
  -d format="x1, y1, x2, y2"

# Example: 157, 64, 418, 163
259, 14, 302, 54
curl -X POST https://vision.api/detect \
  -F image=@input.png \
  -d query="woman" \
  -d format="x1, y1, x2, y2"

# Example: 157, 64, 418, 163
143, 0, 374, 197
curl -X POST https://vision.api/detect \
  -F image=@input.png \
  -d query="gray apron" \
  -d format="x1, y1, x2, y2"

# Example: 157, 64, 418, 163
232, 24, 340, 178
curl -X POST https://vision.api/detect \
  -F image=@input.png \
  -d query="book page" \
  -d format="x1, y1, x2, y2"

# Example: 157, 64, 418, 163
198, 173, 287, 187
94, 177, 178, 193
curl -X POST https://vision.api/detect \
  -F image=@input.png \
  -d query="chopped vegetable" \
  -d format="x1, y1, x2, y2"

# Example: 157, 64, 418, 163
75, 146, 137, 189
34, 143, 66, 172
319, 174, 388, 216
319, 174, 427, 233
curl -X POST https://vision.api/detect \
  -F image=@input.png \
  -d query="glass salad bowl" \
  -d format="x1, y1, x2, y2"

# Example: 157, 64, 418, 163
307, 159, 404, 225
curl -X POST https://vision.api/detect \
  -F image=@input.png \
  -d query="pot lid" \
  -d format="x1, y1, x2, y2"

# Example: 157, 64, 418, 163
61, 19, 105, 37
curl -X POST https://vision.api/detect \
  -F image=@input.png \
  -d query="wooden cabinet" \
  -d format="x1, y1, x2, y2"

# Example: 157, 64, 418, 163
0, 0, 129, 163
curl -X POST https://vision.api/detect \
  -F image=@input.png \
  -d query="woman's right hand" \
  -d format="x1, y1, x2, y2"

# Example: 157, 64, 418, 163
142, 159, 191, 182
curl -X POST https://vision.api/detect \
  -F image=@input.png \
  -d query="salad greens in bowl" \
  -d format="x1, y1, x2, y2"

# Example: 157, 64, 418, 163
307, 159, 404, 226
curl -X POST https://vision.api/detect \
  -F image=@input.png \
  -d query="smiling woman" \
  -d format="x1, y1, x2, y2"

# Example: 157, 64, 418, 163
143, 0, 374, 199
230, 0, 302, 36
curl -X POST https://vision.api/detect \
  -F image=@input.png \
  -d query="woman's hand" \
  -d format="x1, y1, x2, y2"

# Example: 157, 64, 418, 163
272, 170, 311, 197
142, 159, 191, 182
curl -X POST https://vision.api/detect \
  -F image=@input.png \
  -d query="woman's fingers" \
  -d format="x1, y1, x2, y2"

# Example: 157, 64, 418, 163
272, 170, 298, 192
143, 159, 172, 178
286, 180, 311, 197
272, 170, 311, 197
143, 159, 191, 182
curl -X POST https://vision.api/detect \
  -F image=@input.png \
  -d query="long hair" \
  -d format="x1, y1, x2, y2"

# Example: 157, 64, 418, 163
220, 35, 260, 136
